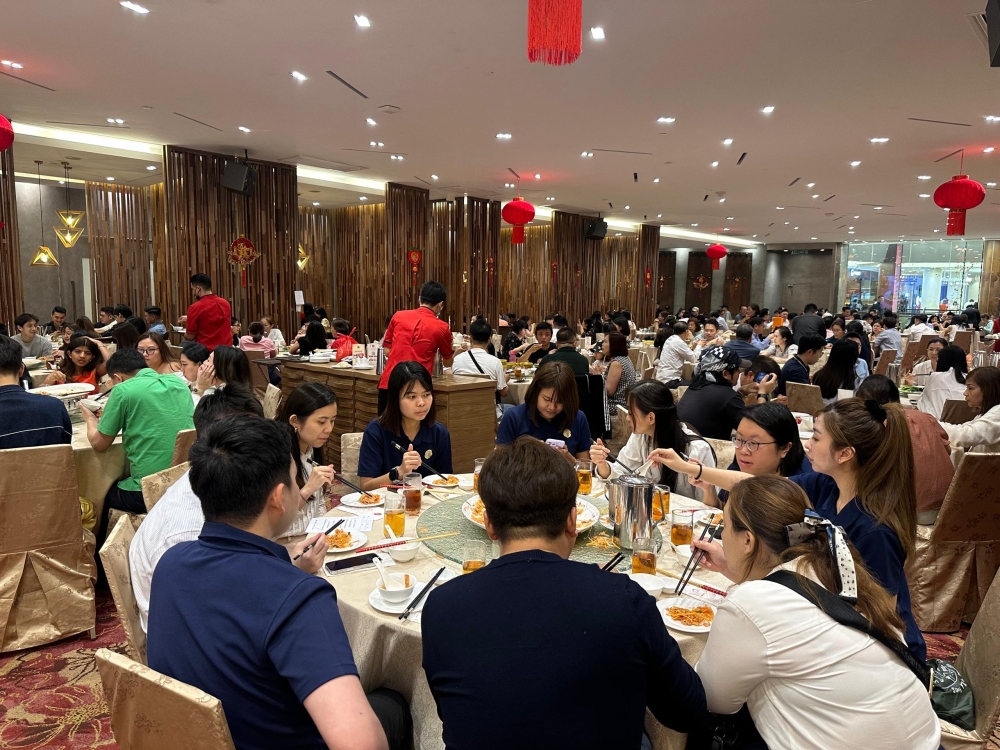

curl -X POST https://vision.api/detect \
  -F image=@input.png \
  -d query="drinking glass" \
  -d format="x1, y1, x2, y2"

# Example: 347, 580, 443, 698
473, 458, 486, 493
463, 541, 487, 574
576, 460, 593, 495
384, 493, 405, 538
653, 485, 671, 522
631, 537, 657, 575
671, 510, 694, 546
403, 472, 423, 516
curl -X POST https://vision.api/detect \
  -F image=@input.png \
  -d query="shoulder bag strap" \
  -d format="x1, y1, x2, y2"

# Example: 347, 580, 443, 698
766, 570, 929, 688
466, 350, 486, 374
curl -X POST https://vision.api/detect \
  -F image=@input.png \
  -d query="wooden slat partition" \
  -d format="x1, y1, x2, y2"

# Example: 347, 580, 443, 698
723, 251, 752, 310
657, 251, 676, 312
498, 224, 553, 321
455, 196, 501, 331
333, 202, 388, 342
387, 182, 430, 316
686, 251, 714, 310
298, 207, 335, 315
0, 145, 23, 329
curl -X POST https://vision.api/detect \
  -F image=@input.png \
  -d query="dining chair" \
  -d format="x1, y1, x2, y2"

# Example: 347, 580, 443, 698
141, 461, 190, 512
606, 404, 632, 455
642, 365, 655, 380
339, 432, 364, 489
939, 568, 1000, 750
873, 350, 897, 376
703, 438, 735, 472
785, 382, 825, 417
171, 428, 197, 467
0, 444, 96, 652
899, 339, 923, 374
262, 383, 282, 420
99, 515, 146, 664
96, 648, 236, 750
243, 349, 269, 398
575, 375, 609, 440
941, 399, 978, 425
907, 452, 1000, 633
953, 330, 974, 354
681, 361, 696, 382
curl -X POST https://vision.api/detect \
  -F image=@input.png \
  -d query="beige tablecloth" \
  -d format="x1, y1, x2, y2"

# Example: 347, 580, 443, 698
71, 424, 126, 522
313, 489, 726, 750
502, 377, 532, 405
29, 367, 51, 388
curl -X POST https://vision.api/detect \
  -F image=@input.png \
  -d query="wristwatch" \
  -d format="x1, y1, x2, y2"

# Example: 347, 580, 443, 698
388, 467, 400, 482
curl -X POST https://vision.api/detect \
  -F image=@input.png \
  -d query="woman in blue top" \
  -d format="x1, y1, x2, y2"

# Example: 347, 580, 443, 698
496, 360, 593, 464
358, 361, 452, 491
650, 397, 924, 663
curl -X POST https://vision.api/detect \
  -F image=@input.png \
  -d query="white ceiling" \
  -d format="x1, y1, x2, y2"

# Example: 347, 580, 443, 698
3, 0, 1000, 242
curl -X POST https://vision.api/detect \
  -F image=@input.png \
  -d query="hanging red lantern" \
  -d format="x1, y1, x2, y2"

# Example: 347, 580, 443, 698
502, 197, 536, 244
934, 175, 985, 236
706, 243, 728, 271
527, 0, 582, 66
0, 114, 13, 151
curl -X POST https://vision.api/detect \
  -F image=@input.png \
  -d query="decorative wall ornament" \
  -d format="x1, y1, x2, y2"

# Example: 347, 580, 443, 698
408, 248, 422, 286
228, 235, 258, 287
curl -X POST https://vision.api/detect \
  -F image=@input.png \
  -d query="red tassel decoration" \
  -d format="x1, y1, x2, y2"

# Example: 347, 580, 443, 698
527, 0, 582, 66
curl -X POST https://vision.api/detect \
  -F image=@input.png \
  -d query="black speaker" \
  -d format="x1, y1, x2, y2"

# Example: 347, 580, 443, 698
222, 160, 257, 196
988, 0, 1000, 67
584, 219, 608, 240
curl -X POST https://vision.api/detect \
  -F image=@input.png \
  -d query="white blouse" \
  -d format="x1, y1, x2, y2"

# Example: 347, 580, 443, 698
918, 369, 967, 420
910, 359, 933, 385
604, 427, 716, 499
266, 328, 286, 347
281, 449, 328, 538
696, 560, 940, 750
942, 403, 1000, 453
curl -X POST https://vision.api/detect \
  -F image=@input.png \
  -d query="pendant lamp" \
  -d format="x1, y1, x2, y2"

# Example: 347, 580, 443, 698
30, 160, 59, 267
54, 162, 84, 247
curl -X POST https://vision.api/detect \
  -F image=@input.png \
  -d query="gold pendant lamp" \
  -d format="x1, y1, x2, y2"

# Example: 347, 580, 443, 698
30, 160, 59, 266
54, 161, 84, 247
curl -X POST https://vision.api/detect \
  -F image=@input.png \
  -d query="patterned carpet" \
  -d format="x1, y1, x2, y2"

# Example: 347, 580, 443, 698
0, 593, 997, 748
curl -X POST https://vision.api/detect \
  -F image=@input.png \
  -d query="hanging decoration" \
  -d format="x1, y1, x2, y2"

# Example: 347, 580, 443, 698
296, 243, 310, 271
228, 235, 259, 287
551, 261, 558, 284
407, 248, 423, 287
30, 160, 58, 267
487, 256, 495, 287
0, 114, 13, 152
644, 268, 652, 289
527, 0, 582, 66
706, 243, 728, 271
54, 163, 84, 248
692, 274, 709, 299
658, 275, 665, 293
502, 197, 536, 244
934, 174, 985, 236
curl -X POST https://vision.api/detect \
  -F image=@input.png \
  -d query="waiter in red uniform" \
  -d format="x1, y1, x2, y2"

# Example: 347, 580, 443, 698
179, 273, 232, 352
378, 280, 459, 414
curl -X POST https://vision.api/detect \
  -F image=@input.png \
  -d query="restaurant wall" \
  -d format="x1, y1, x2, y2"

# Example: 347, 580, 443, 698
982, 240, 1000, 318
298, 206, 335, 317
0, 147, 23, 329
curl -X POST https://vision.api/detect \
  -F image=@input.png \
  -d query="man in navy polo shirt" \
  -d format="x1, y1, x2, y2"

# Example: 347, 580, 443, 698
776, 334, 827, 397
147, 415, 410, 750
0, 335, 72, 449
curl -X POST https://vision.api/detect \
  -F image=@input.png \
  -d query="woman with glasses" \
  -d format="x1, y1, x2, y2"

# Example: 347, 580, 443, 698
136, 332, 182, 376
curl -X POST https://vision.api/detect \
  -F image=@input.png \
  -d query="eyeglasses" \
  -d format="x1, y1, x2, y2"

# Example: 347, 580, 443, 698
137, 348, 159, 355
732, 436, 779, 452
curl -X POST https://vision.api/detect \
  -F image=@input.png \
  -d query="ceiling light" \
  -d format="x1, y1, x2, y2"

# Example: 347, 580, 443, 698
848, 231, 855, 235
115, 118, 124, 124
615, 232, 622, 237
711, 161, 719, 167
987, 148, 996, 153
496, 133, 512, 139
988, 182, 997, 187
934, 229, 941, 232
719, 198, 725, 203
762, 106, 775, 114
794, 226, 799, 230
547, 196, 555, 200
653, 178, 659, 183
58, 180, 65, 185
366, 117, 377, 125
370, 141, 377, 146
534, 173, 540, 179
917, 175, 932, 180
723, 138, 733, 146
291, 71, 308, 81
807, 183, 815, 188
723, 227, 730, 231
874, 206, 883, 210
752, 234, 757, 237
107, 118, 115, 123
312, 201, 320, 206
919, 193, 930, 198
812, 194, 819, 198
1, 61, 9, 66
354, 14, 371, 27
431, 174, 439, 180
853, 215, 860, 219
106, 177, 115, 181
146, 165, 156, 171
360, 196, 367, 201
784, 248, 789, 252
624, 205, 630, 210
390, 155, 403, 160
988, 116, 998, 121
848, 226, 854, 229
811, 237, 818, 240
581, 151, 593, 157
776, 206, 784, 210
238, 126, 251, 133
590, 27, 605, 39
691, 223, 698, 227
726, 217, 734, 220
850, 161, 861, 167
657, 117, 675, 124
784, 221, 789, 225
870, 137, 889, 143
657, 213, 662, 218
120, 1, 150, 13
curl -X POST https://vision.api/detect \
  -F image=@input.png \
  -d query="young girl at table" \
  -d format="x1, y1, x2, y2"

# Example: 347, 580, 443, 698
358, 361, 453, 491
691, 475, 940, 750
278, 381, 338, 537
589, 379, 714, 499
496, 360, 592, 464
44, 335, 107, 393
650, 397, 925, 662
238, 321, 278, 358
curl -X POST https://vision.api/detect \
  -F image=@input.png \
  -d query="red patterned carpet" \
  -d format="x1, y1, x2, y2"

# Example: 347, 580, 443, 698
0, 593, 997, 749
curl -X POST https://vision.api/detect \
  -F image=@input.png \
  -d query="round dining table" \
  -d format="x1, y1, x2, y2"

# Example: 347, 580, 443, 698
71, 422, 126, 523
307, 481, 728, 750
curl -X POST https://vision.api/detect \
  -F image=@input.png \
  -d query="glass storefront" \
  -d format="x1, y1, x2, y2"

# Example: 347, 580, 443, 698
839, 240, 985, 316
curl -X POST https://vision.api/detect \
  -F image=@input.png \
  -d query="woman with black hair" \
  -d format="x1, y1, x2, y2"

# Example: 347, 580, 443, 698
501, 319, 531, 361
590, 380, 715, 499
358, 361, 452, 491
111, 322, 141, 350
761, 325, 796, 359
845, 320, 873, 369
289, 320, 329, 357
44, 334, 107, 392
918, 343, 968, 419
812, 339, 860, 403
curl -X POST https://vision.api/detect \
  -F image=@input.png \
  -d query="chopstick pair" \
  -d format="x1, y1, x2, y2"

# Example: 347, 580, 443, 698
674, 522, 721, 596
355, 531, 461, 554
399, 566, 445, 620
656, 568, 728, 598
389, 441, 440, 477
292, 519, 344, 561
601, 551, 625, 572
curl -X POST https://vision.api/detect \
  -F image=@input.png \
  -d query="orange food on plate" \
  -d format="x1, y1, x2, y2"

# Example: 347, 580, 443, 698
667, 605, 715, 627
327, 529, 355, 549
433, 475, 460, 486
358, 494, 381, 505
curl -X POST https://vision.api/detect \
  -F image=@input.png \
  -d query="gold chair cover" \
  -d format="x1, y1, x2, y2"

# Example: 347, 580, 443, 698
0, 444, 96, 652
642, 365, 655, 380
606, 404, 632, 456
900, 339, 924, 375
99, 515, 146, 664
141, 461, 190, 512
874, 350, 897, 375
263, 383, 282, 420
704, 438, 735, 472
171, 428, 197, 467
339, 431, 364, 489
786, 382, 825, 416
953, 330, 974, 354
96, 648, 236, 750
941, 399, 979, 425
908, 453, 1000, 632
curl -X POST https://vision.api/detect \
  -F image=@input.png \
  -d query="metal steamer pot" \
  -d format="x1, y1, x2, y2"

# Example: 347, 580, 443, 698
607, 474, 666, 551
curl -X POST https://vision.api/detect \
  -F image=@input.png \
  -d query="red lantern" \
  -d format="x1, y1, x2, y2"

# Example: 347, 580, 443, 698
934, 175, 985, 236
527, 0, 582, 66
0, 114, 13, 152
502, 197, 536, 244
706, 243, 728, 271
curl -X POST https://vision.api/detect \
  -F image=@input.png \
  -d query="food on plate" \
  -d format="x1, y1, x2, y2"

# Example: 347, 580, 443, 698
666, 605, 715, 627
469, 497, 594, 530
469, 498, 487, 525
432, 475, 460, 486
701, 512, 724, 525
358, 493, 382, 505
586, 534, 619, 550
327, 529, 355, 549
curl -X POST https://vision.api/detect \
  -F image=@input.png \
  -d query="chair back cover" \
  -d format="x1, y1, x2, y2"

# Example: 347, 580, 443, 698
263, 383, 282, 420
575, 375, 609, 439
786, 382, 825, 416
244, 349, 270, 395
953, 330, 973, 354
96, 648, 236, 750
941, 399, 978, 425
0, 444, 95, 652
99, 515, 146, 663
171, 428, 197, 467
932, 453, 1000, 544
704, 437, 735, 471
900, 340, 924, 374
339, 432, 364, 488
874, 351, 897, 375
955, 569, 1000, 741
141, 461, 189, 512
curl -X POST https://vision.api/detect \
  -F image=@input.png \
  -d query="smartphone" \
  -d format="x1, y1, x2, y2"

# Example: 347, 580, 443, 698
545, 439, 566, 449
755, 371, 766, 383
325, 553, 378, 575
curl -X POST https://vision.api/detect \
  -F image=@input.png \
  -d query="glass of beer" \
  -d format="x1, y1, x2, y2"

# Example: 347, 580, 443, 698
403, 472, 423, 516
631, 537, 657, 575
463, 540, 487, 573
653, 485, 671, 522
671, 510, 694, 547
384, 493, 405, 538
473, 458, 486, 493
513, 366, 522, 380
576, 460, 593, 495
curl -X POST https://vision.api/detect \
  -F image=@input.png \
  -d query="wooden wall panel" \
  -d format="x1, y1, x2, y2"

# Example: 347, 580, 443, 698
387, 183, 430, 315
456, 196, 501, 330
686, 251, 714, 311
498, 224, 552, 321
0, 146, 23, 329
657, 251, 676, 312
334, 203, 387, 343
298, 207, 335, 316
723, 251, 752, 310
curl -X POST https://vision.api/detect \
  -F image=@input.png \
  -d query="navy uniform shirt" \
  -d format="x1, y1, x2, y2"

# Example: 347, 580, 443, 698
0, 384, 72, 450
777, 355, 811, 396
495, 402, 593, 455
358, 418, 453, 478
788, 471, 926, 663
147, 523, 359, 750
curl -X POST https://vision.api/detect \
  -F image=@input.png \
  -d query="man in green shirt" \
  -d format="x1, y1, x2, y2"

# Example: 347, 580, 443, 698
543, 327, 591, 377
82, 348, 195, 543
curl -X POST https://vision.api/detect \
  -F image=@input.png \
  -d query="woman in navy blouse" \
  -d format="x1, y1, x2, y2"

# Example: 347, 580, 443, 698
358, 361, 452, 491
496, 360, 593, 464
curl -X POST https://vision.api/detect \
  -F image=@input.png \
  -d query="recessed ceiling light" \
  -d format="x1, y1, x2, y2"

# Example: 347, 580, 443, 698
849, 226, 854, 229
784, 221, 789, 225
653, 178, 659, 183
987, 116, 999, 121
58, 180, 65, 185
146, 165, 156, 171
7, 63, 19, 70
988, 182, 997, 187
723, 227, 730, 231
312, 201, 320, 206
723, 138, 733, 146
776, 206, 784, 210
360, 196, 367, 201
657, 213, 662, 218
370, 141, 377, 146
794, 226, 799, 230
390, 155, 403, 160
120, 1, 150, 13
853, 215, 860, 219
874, 206, 883, 210
934, 229, 941, 232
762, 106, 775, 114
291, 71, 308, 81
691, 223, 698, 227
987, 147, 996, 153
848, 231, 855, 235
850, 160, 861, 167
919, 193, 930, 198
366, 117, 377, 125
917, 175, 932, 180
496, 133, 512, 139
711, 161, 719, 167
726, 216, 734, 220
238, 126, 251, 133
615, 232, 622, 237
581, 151, 593, 157
657, 117, 676, 124
107, 118, 115, 123
752, 234, 757, 237
806, 182, 815, 188
812, 194, 819, 199
590, 27, 605, 39
784, 248, 789, 252
870, 137, 889, 143
354, 14, 371, 27
811, 237, 818, 240
719, 198, 725, 203
624, 205, 630, 210
534, 173, 540, 179
107, 177, 115, 181
547, 196, 555, 200
431, 174, 439, 180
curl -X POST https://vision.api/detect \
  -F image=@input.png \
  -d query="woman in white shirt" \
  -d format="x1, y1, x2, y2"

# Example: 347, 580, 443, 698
904, 336, 946, 386
589, 379, 715, 499
941, 365, 1000, 452
654, 321, 698, 387
760, 325, 796, 358
261, 315, 285, 347
692, 475, 940, 750
918, 344, 968, 419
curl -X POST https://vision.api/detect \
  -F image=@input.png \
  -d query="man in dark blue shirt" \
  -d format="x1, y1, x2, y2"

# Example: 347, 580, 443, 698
723, 324, 763, 362
0, 335, 72, 450
776, 335, 826, 397
147, 415, 409, 750
422, 436, 708, 750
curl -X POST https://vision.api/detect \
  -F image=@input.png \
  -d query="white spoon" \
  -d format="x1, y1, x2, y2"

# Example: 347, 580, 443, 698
373, 556, 402, 590
384, 524, 398, 541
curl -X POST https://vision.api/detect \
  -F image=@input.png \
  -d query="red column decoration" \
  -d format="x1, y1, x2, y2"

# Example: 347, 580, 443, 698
501, 198, 536, 244
706, 243, 728, 271
933, 175, 985, 236
407, 249, 422, 287
644, 268, 652, 288
487, 256, 495, 287
551, 261, 558, 284
0, 114, 13, 151
228, 236, 259, 288
527, 0, 582, 66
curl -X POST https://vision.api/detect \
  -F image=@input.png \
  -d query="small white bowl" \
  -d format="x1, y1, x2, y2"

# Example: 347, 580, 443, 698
376, 573, 415, 603
628, 572, 664, 597
79, 399, 103, 414
387, 540, 421, 563
672, 544, 693, 566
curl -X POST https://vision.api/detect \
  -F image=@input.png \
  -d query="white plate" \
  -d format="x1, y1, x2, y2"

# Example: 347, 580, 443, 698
325, 530, 369, 554
22, 357, 44, 369
422, 474, 462, 489
462, 496, 599, 533
368, 582, 428, 615
29, 382, 95, 398
341, 490, 386, 508
694, 509, 724, 527
658, 596, 717, 634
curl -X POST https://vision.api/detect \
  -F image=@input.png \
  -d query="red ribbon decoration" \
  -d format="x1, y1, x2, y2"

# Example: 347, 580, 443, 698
487, 257, 495, 287
551, 261, 558, 285
407, 249, 422, 287
527, 0, 582, 66
228, 236, 259, 288
644, 268, 652, 289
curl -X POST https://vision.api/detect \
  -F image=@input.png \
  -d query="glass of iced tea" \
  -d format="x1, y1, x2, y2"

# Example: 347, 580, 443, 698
473, 458, 486, 493
653, 485, 671, 522
403, 472, 423, 516
631, 537, 657, 575
463, 540, 487, 573
384, 493, 405, 538
576, 460, 593, 495
513, 367, 522, 380
671, 510, 694, 547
